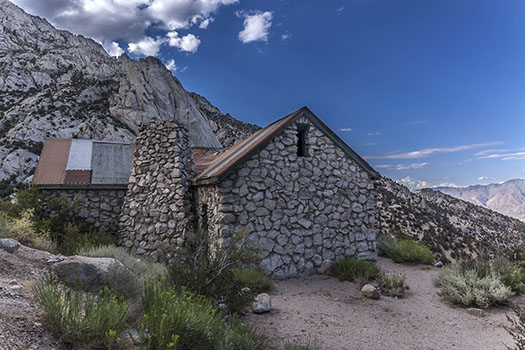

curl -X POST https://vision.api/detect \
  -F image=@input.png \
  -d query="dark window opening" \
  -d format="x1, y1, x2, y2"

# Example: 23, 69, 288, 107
297, 124, 308, 157
200, 204, 208, 231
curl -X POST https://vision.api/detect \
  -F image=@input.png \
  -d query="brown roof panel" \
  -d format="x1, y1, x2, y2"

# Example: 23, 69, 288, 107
194, 106, 379, 185
63, 170, 91, 184
32, 138, 72, 185
193, 148, 222, 172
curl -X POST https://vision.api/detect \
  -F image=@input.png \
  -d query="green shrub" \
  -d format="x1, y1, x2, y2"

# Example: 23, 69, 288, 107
4, 209, 56, 252
377, 234, 398, 258
33, 273, 129, 348
283, 337, 321, 350
232, 267, 273, 294
142, 281, 265, 350
166, 229, 259, 314
391, 240, 434, 264
379, 271, 409, 298
433, 261, 513, 308
330, 256, 381, 284
79, 244, 167, 281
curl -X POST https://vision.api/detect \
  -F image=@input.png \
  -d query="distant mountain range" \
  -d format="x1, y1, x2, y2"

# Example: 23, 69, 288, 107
434, 179, 525, 222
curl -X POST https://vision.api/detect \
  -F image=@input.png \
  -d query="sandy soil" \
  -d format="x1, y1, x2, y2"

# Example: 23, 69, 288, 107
246, 257, 519, 350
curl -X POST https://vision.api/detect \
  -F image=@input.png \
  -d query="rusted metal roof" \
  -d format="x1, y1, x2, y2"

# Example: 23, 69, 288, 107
194, 106, 380, 185
32, 138, 71, 185
63, 170, 91, 184
193, 148, 222, 172
91, 142, 133, 184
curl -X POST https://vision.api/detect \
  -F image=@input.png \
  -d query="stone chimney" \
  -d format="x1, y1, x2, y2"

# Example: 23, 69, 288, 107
119, 120, 196, 260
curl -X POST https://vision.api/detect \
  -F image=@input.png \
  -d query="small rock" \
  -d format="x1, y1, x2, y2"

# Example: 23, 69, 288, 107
253, 293, 272, 313
446, 321, 457, 326
318, 259, 333, 274
361, 284, 380, 299
124, 329, 141, 344
433, 261, 443, 268
8, 279, 19, 286
466, 308, 485, 317
0, 238, 20, 253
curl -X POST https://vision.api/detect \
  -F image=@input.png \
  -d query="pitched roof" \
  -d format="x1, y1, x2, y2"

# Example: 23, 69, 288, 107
194, 106, 380, 185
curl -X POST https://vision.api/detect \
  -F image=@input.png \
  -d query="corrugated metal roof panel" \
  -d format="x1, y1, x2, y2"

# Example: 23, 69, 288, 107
193, 148, 221, 172
66, 139, 93, 170
63, 170, 91, 184
32, 138, 71, 185
90, 142, 133, 184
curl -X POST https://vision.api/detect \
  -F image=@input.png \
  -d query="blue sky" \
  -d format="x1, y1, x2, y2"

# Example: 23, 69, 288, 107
11, 0, 525, 189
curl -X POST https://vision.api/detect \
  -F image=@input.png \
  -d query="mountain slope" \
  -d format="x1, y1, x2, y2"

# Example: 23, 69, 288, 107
0, 0, 256, 189
435, 179, 525, 221
378, 178, 525, 262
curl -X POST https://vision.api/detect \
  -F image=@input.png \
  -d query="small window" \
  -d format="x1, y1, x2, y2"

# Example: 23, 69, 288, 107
297, 124, 308, 157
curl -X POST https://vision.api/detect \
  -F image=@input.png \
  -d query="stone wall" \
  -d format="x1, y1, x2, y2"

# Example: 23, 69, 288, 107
42, 188, 126, 233
119, 120, 196, 260
195, 116, 378, 279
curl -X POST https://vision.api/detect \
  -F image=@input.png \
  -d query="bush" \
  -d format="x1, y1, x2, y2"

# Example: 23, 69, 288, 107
433, 261, 513, 308
142, 281, 265, 350
391, 240, 434, 265
165, 229, 260, 314
379, 271, 409, 298
33, 273, 129, 348
329, 256, 381, 285
79, 244, 167, 281
232, 267, 273, 294
4, 209, 56, 252
377, 234, 398, 258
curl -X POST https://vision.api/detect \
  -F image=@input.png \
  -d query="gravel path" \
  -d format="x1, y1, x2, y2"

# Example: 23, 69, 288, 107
246, 257, 518, 350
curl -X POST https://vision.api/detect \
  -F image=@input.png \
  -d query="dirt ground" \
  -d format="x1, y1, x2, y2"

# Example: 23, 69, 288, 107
246, 257, 518, 350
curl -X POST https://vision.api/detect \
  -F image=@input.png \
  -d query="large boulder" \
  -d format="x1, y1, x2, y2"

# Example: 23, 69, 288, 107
52, 255, 135, 292
0, 238, 20, 253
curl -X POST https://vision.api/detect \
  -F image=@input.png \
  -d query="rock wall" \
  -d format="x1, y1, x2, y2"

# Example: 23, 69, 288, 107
119, 120, 196, 260
42, 188, 126, 233
195, 116, 378, 279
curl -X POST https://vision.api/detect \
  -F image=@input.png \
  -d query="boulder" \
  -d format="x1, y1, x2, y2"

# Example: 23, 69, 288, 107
361, 284, 380, 299
318, 259, 333, 274
52, 255, 133, 292
0, 239, 20, 253
253, 293, 272, 314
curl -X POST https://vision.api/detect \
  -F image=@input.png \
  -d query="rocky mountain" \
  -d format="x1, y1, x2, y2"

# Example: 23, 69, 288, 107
434, 179, 525, 222
0, 0, 257, 190
377, 177, 525, 263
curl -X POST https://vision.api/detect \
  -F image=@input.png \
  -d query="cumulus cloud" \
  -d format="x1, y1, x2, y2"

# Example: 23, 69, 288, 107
106, 41, 124, 57
10, 0, 236, 55
165, 59, 177, 72
167, 32, 201, 53
375, 162, 429, 171
238, 10, 273, 43
397, 176, 431, 191
128, 36, 164, 56
366, 141, 503, 160
478, 176, 489, 181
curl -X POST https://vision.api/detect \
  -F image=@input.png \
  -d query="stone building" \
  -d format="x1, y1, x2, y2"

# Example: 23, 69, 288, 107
32, 106, 380, 278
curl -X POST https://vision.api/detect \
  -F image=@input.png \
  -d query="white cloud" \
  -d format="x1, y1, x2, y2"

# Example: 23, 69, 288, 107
368, 131, 381, 136
478, 176, 489, 181
376, 162, 429, 171
238, 11, 273, 44
366, 141, 503, 160
167, 32, 201, 53
339, 128, 352, 132
364, 142, 377, 146
436, 182, 458, 188
281, 32, 291, 41
10, 0, 236, 54
475, 147, 525, 160
397, 176, 431, 191
128, 36, 164, 56
165, 59, 177, 72
406, 120, 429, 125
336, 6, 344, 12
106, 41, 124, 57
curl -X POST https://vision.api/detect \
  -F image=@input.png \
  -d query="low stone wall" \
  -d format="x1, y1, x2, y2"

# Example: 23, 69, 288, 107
118, 120, 196, 260
42, 188, 126, 233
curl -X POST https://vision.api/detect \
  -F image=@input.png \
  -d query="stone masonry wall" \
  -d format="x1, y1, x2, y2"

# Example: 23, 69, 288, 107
42, 189, 126, 233
195, 116, 377, 279
119, 120, 196, 260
